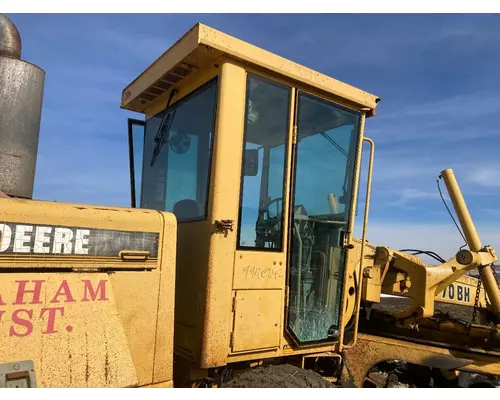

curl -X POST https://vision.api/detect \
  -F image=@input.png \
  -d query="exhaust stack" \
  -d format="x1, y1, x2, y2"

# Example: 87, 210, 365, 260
0, 14, 45, 199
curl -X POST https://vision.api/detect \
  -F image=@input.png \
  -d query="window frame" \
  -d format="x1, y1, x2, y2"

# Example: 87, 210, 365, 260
236, 73, 293, 252
292, 91, 362, 220
140, 76, 219, 223
128, 118, 145, 209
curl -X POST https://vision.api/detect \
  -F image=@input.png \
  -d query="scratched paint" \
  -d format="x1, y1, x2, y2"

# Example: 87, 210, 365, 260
243, 265, 284, 281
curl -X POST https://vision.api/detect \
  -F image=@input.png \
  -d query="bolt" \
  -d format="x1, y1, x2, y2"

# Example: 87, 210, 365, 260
363, 268, 374, 279
400, 279, 412, 291
13, 363, 20, 371
376, 247, 390, 262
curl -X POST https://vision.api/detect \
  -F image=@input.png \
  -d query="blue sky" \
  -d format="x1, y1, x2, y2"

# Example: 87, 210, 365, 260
6, 13, 500, 259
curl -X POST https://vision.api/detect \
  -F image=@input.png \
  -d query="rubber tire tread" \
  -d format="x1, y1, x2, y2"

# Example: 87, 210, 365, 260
222, 364, 336, 388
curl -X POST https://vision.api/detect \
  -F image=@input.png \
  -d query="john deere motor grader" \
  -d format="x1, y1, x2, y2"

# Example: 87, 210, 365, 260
1, 15, 500, 388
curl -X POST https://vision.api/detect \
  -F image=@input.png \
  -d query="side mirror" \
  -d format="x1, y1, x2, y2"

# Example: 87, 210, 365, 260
244, 149, 259, 176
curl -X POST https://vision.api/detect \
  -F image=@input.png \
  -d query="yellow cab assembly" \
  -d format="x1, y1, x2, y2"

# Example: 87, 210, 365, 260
1, 13, 500, 388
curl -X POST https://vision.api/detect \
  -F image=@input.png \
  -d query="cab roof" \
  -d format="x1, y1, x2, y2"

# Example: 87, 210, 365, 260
120, 23, 380, 114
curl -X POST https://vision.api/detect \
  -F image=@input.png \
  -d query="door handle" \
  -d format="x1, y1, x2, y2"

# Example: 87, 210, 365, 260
119, 250, 150, 262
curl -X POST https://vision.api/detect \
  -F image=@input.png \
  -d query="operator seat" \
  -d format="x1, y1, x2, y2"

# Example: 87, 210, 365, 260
173, 199, 201, 221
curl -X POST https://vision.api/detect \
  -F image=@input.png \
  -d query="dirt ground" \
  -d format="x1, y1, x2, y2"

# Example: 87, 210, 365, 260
373, 296, 474, 322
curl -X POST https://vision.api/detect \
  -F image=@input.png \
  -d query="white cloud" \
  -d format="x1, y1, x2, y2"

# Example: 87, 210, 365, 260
388, 188, 445, 207
467, 165, 500, 188
381, 91, 500, 121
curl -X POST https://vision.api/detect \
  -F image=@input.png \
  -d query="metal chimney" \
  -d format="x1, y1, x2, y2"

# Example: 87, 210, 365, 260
0, 14, 45, 199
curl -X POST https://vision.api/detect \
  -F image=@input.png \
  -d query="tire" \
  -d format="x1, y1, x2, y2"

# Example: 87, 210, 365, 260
222, 364, 336, 388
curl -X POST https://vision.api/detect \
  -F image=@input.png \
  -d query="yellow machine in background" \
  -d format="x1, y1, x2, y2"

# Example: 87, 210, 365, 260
1, 15, 500, 388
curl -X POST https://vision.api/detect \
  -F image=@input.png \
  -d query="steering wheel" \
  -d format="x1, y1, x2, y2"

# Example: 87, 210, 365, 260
255, 197, 283, 247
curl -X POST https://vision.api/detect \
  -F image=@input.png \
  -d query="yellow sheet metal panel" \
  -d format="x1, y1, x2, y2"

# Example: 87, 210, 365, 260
231, 290, 282, 353
199, 62, 247, 368
197, 24, 379, 110
144, 65, 220, 120
0, 198, 162, 232
110, 271, 160, 386
233, 251, 286, 290
152, 211, 177, 384
344, 333, 500, 387
0, 273, 137, 387
0, 198, 162, 269
120, 23, 201, 112
173, 223, 211, 362
139, 63, 221, 363
142, 380, 174, 388
121, 23, 379, 115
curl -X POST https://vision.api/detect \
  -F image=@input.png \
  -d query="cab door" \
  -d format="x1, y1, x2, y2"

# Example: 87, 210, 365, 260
285, 91, 362, 345
231, 74, 294, 353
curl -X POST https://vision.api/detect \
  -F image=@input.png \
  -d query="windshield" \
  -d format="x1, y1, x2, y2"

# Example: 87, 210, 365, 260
139, 79, 218, 221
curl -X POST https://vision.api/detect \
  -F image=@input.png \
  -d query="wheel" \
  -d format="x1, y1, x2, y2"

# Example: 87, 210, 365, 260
222, 364, 336, 388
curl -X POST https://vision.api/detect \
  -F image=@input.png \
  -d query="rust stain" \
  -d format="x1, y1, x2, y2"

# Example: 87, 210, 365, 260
68, 350, 72, 385
105, 340, 109, 385
85, 332, 89, 385
68, 325, 72, 386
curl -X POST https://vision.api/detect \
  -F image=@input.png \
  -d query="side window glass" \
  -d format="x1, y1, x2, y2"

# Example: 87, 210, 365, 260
140, 79, 218, 221
237, 75, 291, 250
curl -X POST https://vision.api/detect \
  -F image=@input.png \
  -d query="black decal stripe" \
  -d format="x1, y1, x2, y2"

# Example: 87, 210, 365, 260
0, 222, 159, 258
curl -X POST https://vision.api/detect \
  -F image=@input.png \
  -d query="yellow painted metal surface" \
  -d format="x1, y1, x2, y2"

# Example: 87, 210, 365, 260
0, 198, 161, 269
121, 24, 379, 114
144, 62, 220, 120
133, 41, 373, 369
434, 275, 487, 307
231, 290, 282, 353
173, 223, 210, 362
367, 246, 496, 321
344, 333, 500, 387
0, 198, 161, 233
441, 168, 500, 313
0, 273, 137, 387
0, 198, 177, 388
110, 272, 160, 386
153, 212, 177, 384
151, 66, 222, 364
199, 62, 247, 368
142, 380, 174, 388
338, 113, 368, 350
233, 251, 285, 290
196, 25, 378, 109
